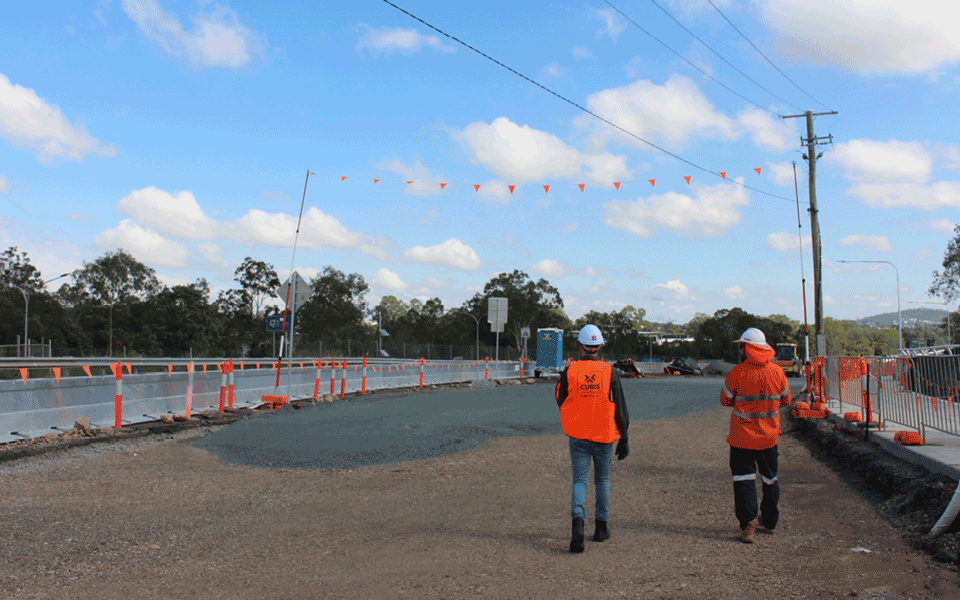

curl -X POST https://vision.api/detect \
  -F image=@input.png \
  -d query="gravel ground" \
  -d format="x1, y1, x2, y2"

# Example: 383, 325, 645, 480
0, 381, 958, 599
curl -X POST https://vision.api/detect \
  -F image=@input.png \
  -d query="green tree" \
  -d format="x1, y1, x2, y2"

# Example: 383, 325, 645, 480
297, 267, 370, 346
235, 257, 280, 317
930, 224, 960, 302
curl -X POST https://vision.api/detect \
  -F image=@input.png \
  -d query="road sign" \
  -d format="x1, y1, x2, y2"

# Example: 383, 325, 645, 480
491, 322, 504, 333
520, 327, 530, 339
487, 297, 508, 324
265, 314, 285, 333
279, 272, 313, 310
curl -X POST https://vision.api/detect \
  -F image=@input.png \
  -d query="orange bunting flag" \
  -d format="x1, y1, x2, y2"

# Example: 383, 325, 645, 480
508, 185, 515, 194
406, 180, 413, 184
474, 184, 481, 192
340, 176, 347, 181
167, 365, 173, 376
543, 184, 550, 194
82, 365, 92, 377
439, 182, 447, 189
754, 167, 762, 175
309, 171, 316, 175
373, 179, 380, 184
126, 363, 132, 375
578, 183, 585, 192
613, 181, 621, 190
683, 176, 692, 185
240, 361, 244, 370
299, 361, 304, 369
649, 179, 656, 187
719, 171, 727, 180
203, 364, 207, 373
109, 363, 117, 377
19, 367, 27, 384
256, 362, 260, 370
53, 367, 61, 383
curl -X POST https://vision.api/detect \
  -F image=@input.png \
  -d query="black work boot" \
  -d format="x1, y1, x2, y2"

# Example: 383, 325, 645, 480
593, 519, 610, 542
570, 517, 585, 553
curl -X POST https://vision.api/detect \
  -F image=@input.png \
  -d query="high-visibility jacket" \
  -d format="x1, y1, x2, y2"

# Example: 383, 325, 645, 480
721, 343, 791, 450
556, 356, 628, 444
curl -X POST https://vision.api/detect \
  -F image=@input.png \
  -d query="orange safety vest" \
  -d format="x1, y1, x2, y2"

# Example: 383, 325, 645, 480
560, 360, 620, 443
721, 343, 791, 450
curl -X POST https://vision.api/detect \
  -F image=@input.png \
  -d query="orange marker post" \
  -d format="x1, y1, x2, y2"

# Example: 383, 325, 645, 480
219, 362, 227, 413
330, 359, 337, 395
362, 356, 368, 395
520, 357, 524, 378
186, 362, 194, 419
419, 357, 425, 389
340, 359, 347, 399
485, 357, 490, 380
228, 358, 235, 410
313, 361, 322, 399
114, 360, 123, 430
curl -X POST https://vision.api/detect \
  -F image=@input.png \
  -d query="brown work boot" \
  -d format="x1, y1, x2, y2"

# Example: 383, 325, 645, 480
739, 520, 758, 543
758, 514, 775, 535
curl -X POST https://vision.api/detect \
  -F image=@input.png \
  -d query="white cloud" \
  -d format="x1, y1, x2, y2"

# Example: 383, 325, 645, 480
736, 108, 793, 152
374, 156, 446, 196
767, 232, 812, 252
846, 181, 960, 210
838, 234, 893, 252
943, 145, 960, 172
544, 62, 563, 78
824, 295, 836, 305
563, 222, 577, 234
768, 161, 795, 186
400, 238, 482, 271
457, 117, 629, 184
474, 180, 514, 204
371, 268, 407, 291
653, 279, 694, 301
356, 25, 455, 55
724, 285, 747, 300
603, 177, 750, 237
914, 248, 931, 261
931, 218, 956, 234
196, 242, 229, 269
0, 176, 9, 194
94, 220, 193, 268
757, 0, 960, 74
121, 0, 266, 70
117, 186, 216, 238
581, 75, 736, 150
0, 73, 117, 163
590, 8, 625, 41
531, 258, 568, 279
572, 46, 594, 60
832, 139, 933, 183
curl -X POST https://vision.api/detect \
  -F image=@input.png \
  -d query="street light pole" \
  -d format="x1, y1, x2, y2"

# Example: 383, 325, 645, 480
838, 260, 902, 351
8, 273, 69, 357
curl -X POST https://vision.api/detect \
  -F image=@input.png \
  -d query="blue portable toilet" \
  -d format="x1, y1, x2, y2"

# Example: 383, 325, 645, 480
534, 328, 564, 378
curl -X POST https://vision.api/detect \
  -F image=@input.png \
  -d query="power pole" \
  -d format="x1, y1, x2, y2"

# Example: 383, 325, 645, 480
782, 110, 837, 357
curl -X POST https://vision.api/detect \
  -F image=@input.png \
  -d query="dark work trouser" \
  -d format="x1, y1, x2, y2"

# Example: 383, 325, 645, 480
730, 445, 780, 531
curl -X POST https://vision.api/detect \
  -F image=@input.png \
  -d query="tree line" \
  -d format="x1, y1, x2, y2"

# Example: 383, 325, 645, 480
1, 244, 957, 359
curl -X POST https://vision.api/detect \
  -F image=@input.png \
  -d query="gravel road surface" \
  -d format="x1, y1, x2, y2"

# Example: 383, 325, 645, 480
1, 377, 957, 599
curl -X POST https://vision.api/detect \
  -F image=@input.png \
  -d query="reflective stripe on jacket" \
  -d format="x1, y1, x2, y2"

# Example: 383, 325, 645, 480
721, 343, 791, 450
557, 359, 621, 444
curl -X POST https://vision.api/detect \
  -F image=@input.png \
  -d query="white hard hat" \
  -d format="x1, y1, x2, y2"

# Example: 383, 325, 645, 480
733, 327, 768, 346
578, 324, 604, 346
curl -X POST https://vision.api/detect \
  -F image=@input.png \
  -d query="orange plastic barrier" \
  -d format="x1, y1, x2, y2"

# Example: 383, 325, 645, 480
844, 412, 863, 422
894, 431, 924, 445
261, 394, 287, 409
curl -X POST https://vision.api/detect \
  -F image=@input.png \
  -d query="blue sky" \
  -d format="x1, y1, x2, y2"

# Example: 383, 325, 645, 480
2, 0, 959, 325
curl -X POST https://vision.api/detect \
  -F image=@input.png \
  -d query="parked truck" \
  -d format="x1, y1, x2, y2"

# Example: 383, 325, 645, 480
773, 343, 801, 377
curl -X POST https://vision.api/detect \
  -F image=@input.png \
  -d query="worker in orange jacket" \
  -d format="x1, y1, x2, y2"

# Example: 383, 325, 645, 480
556, 324, 629, 553
721, 327, 792, 543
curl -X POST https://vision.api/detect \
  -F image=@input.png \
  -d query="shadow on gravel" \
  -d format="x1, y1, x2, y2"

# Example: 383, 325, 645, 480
784, 407, 960, 566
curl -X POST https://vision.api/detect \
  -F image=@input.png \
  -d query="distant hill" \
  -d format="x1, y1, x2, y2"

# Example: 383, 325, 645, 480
855, 307, 948, 327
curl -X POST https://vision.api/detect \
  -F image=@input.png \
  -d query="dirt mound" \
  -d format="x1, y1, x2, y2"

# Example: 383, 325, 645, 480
785, 405, 960, 565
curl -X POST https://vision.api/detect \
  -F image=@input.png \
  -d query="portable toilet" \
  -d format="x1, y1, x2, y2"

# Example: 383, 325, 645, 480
535, 328, 564, 378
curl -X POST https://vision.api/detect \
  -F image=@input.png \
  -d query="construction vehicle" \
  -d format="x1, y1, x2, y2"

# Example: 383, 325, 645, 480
773, 343, 801, 377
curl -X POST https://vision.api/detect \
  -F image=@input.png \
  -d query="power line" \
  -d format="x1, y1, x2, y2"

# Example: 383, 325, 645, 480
704, 0, 833, 112
600, 0, 782, 118
380, 0, 795, 203
638, 0, 802, 112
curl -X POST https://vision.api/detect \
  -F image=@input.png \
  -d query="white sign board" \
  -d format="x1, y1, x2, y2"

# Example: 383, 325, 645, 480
487, 297, 508, 324
491, 322, 504, 333
520, 327, 530, 339
279, 272, 314, 310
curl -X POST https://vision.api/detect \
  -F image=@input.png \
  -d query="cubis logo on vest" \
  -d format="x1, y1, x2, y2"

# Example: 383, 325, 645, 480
579, 373, 601, 392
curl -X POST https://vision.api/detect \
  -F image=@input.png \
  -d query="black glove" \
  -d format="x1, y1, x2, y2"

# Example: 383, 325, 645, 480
615, 439, 629, 461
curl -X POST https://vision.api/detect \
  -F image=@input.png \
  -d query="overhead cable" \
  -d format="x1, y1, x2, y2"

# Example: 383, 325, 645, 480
704, 0, 833, 112
637, 0, 802, 112
380, 0, 794, 203
600, 0, 782, 118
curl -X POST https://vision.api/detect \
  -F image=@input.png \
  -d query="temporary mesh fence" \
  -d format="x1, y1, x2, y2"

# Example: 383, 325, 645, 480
0, 357, 533, 444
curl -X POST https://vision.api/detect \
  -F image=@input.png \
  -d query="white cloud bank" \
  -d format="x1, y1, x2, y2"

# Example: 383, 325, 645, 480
0, 176, 9, 194
400, 238, 482, 271
531, 259, 568, 279
768, 232, 812, 252
121, 0, 266, 70
371, 268, 407, 291
603, 178, 750, 237
838, 234, 893, 252
758, 0, 960, 74
0, 73, 117, 163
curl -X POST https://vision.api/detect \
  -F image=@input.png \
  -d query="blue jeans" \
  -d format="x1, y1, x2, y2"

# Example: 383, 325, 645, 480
569, 437, 614, 521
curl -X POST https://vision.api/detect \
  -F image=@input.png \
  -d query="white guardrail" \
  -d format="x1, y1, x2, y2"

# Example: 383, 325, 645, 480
0, 357, 534, 444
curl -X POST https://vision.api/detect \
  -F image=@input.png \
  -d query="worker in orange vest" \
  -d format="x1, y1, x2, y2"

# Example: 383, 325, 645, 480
721, 327, 792, 543
556, 324, 630, 553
